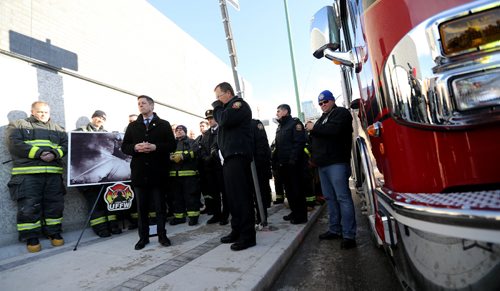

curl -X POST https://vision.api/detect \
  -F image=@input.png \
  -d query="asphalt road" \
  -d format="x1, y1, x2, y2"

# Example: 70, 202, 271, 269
271, 193, 403, 291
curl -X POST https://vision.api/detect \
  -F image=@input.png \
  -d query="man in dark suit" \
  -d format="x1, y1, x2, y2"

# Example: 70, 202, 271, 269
121, 95, 176, 250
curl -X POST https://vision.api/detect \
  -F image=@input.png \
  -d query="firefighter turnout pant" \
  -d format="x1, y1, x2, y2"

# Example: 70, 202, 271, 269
8, 174, 64, 241
169, 171, 201, 220
78, 185, 118, 234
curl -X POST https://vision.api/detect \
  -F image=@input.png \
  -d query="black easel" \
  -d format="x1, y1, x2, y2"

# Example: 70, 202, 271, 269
73, 184, 106, 251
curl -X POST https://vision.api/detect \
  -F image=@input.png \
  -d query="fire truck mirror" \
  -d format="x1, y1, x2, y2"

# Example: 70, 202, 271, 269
310, 5, 340, 59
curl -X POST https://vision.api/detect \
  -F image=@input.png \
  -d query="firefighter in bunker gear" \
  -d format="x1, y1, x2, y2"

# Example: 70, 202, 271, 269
73, 110, 123, 237
6, 101, 67, 252
169, 125, 201, 226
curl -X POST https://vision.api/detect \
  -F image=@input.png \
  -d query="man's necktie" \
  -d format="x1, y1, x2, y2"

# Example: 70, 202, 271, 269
145, 118, 150, 129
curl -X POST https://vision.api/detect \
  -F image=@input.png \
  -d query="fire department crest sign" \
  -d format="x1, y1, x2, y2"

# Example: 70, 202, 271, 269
104, 183, 134, 211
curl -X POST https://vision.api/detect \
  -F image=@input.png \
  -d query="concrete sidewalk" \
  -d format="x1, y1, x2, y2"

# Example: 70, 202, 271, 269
0, 204, 323, 290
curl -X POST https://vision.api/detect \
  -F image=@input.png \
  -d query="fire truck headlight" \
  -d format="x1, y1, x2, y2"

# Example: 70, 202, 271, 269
452, 69, 500, 111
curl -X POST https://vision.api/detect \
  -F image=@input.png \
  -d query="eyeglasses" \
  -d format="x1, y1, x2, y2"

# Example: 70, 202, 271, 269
319, 100, 330, 106
216, 92, 227, 99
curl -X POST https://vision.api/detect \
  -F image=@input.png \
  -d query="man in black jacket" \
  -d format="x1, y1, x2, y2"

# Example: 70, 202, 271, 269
305, 90, 356, 249
198, 109, 229, 225
274, 104, 308, 224
212, 82, 256, 251
121, 95, 176, 250
251, 119, 272, 224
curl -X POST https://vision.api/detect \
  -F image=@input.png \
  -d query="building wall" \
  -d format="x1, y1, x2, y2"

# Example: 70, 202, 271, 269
0, 0, 238, 246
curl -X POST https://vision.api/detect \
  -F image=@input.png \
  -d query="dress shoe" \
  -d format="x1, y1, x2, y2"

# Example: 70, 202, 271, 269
230, 240, 256, 251
219, 219, 229, 225
340, 238, 357, 249
27, 238, 41, 253
188, 216, 199, 226
220, 233, 238, 244
134, 239, 150, 250
206, 216, 220, 224
283, 214, 293, 221
49, 233, 64, 247
319, 231, 342, 240
158, 236, 171, 247
96, 229, 111, 238
290, 218, 308, 224
169, 217, 186, 225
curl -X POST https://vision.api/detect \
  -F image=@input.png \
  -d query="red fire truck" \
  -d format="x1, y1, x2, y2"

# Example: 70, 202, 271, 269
310, 0, 499, 289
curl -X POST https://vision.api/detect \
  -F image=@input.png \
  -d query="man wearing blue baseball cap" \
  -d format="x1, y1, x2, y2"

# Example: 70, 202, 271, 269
305, 90, 357, 249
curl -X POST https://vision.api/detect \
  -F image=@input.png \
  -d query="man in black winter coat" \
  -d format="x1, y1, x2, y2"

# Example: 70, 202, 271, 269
274, 104, 308, 224
121, 95, 176, 250
198, 109, 229, 225
251, 119, 272, 224
305, 90, 356, 250
212, 82, 256, 251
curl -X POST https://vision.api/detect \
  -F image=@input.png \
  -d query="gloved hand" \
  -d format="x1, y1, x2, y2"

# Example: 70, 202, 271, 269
170, 153, 183, 163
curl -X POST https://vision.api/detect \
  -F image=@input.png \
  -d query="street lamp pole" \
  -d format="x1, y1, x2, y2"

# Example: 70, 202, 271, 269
219, 0, 241, 96
218, 0, 267, 227
283, 0, 303, 121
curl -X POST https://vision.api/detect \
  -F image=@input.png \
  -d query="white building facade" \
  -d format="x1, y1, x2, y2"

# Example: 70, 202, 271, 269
0, 0, 241, 246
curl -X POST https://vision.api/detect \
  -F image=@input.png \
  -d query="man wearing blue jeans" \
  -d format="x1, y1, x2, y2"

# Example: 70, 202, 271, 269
305, 90, 357, 249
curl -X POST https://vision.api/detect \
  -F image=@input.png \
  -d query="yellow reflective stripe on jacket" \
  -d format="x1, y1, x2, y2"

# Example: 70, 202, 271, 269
187, 211, 200, 217
17, 220, 42, 231
45, 217, 63, 226
55, 147, 64, 157
28, 146, 40, 159
12, 166, 63, 175
304, 148, 311, 157
90, 216, 107, 226
149, 212, 157, 218
24, 139, 65, 158
107, 215, 117, 221
173, 150, 195, 159
169, 170, 198, 177
24, 139, 61, 148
